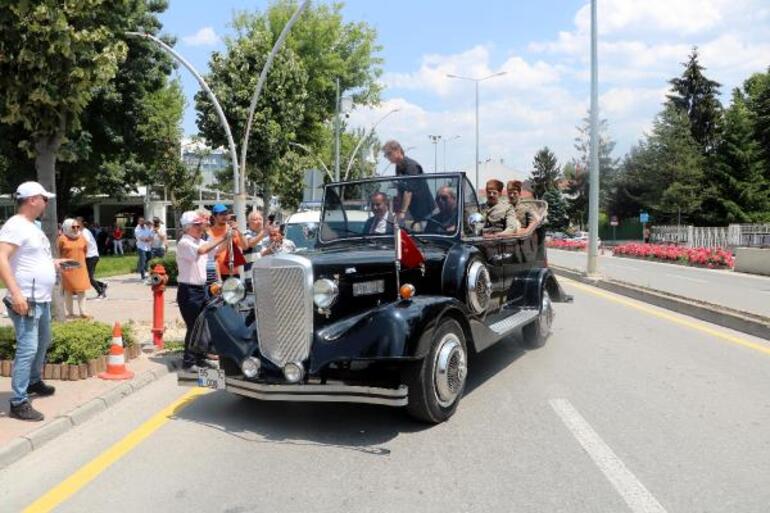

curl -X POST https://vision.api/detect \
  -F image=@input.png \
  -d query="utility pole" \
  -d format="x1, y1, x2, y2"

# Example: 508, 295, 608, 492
334, 78, 341, 182
428, 134, 442, 172
586, 0, 600, 276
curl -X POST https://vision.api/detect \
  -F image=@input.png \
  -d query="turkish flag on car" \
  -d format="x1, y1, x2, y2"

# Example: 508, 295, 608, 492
223, 240, 247, 269
396, 227, 424, 269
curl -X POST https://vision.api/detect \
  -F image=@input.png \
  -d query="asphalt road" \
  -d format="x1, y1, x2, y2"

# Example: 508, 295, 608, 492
548, 248, 770, 317
3, 279, 770, 513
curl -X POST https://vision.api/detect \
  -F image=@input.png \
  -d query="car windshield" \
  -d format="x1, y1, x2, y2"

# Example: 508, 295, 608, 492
284, 223, 316, 252
319, 175, 461, 242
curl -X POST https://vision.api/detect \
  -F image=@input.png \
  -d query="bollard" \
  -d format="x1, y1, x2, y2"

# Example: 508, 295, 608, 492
149, 263, 168, 350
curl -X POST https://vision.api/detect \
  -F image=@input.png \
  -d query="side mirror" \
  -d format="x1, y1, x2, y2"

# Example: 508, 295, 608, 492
468, 212, 485, 236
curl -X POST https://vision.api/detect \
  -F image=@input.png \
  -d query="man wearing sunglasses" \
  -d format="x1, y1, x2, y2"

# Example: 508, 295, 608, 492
0, 181, 64, 421
426, 186, 458, 234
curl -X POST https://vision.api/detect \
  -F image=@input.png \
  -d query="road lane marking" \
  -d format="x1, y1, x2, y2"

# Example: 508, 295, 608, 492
562, 279, 770, 357
663, 273, 708, 284
550, 399, 668, 513
23, 387, 208, 513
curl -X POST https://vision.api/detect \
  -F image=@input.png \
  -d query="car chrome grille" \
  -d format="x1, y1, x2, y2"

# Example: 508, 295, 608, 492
252, 255, 314, 368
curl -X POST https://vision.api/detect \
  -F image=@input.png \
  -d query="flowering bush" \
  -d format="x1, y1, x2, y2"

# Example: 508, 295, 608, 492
547, 239, 587, 251
612, 243, 734, 269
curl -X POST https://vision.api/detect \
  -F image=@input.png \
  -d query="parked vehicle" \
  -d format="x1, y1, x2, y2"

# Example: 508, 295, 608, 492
179, 173, 571, 423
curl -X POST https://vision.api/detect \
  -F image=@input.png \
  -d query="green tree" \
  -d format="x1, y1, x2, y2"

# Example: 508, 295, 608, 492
196, 0, 382, 208
542, 189, 569, 232
528, 147, 560, 199
667, 47, 723, 155
708, 89, 769, 222
0, 1, 155, 243
743, 68, 770, 184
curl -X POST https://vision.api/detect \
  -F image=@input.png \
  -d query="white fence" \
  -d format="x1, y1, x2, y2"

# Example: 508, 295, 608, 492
651, 224, 770, 249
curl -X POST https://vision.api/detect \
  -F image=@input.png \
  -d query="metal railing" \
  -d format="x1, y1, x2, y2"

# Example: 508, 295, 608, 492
651, 224, 770, 249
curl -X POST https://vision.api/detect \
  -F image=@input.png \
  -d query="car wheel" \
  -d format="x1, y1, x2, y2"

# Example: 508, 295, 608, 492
406, 318, 468, 423
522, 289, 553, 349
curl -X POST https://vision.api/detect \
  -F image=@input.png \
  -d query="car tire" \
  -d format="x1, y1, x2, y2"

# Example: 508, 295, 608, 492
405, 318, 468, 424
522, 289, 553, 349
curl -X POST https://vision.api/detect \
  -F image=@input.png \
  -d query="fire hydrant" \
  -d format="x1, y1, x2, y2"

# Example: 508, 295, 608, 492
149, 264, 168, 350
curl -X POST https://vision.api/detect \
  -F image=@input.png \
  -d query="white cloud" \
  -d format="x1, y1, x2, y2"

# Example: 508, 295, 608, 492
573, 0, 728, 35
182, 27, 220, 47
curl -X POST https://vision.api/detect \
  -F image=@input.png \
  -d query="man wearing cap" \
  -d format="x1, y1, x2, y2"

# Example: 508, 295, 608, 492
0, 182, 67, 421
482, 179, 520, 238
507, 179, 541, 230
209, 204, 247, 280
176, 211, 229, 370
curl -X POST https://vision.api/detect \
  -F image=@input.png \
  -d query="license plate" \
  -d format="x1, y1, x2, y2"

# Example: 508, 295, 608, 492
197, 368, 226, 390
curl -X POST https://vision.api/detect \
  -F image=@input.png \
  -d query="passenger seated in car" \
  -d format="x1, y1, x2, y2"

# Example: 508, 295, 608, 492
425, 186, 458, 234
363, 192, 395, 235
506, 180, 538, 229
483, 179, 519, 238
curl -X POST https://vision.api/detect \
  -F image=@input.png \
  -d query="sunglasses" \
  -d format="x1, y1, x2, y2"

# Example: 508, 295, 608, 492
437, 195, 452, 201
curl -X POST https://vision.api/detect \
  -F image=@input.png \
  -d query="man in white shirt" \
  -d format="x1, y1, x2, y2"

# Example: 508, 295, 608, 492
0, 182, 65, 421
134, 217, 153, 281
176, 211, 228, 370
77, 217, 107, 298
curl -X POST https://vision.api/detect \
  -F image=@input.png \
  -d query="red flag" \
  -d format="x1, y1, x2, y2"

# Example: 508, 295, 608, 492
397, 228, 424, 269
224, 241, 247, 268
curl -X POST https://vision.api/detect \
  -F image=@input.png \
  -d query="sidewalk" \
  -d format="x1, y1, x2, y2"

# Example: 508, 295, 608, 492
0, 274, 188, 468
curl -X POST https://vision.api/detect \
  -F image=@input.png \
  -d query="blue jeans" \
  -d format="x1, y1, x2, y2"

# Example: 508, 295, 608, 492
9, 302, 51, 406
137, 249, 151, 279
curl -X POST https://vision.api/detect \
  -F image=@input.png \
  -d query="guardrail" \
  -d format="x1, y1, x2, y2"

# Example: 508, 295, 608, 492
651, 224, 770, 249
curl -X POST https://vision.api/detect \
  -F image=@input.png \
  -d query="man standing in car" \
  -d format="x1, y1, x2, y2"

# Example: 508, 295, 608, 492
382, 140, 434, 227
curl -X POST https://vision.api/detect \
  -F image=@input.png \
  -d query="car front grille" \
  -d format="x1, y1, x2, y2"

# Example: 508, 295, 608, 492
252, 254, 314, 368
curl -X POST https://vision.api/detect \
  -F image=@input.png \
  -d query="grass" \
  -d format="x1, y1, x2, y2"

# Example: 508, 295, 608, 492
0, 254, 140, 289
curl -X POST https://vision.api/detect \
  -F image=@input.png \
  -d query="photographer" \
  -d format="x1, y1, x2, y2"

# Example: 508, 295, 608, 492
150, 217, 168, 259
260, 224, 296, 257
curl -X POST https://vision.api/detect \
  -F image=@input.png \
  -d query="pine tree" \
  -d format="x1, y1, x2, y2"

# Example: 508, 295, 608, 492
667, 47, 723, 155
529, 146, 560, 199
542, 189, 570, 231
743, 68, 770, 185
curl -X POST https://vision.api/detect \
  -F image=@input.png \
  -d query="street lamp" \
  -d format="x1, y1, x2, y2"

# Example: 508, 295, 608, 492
289, 142, 333, 181
428, 134, 442, 172
344, 107, 400, 180
443, 135, 460, 172
446, 71, 507, 189
586, 0, 600, 276
334, 79, 354, 182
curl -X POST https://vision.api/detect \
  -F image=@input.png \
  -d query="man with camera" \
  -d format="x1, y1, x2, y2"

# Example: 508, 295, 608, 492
0, 182, 68, 421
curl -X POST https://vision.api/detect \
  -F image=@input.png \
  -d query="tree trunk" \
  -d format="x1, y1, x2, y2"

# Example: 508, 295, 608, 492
34, 123, 66, 322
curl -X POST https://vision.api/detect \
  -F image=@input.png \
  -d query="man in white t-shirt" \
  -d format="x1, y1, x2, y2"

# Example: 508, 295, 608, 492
0, 182, 66, 421
77, 217, 107, 298
134, 217, 153, 281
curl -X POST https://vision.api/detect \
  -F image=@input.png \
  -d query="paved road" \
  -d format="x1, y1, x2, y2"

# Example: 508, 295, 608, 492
548, 248, 770, 318
3, 280, 770, 512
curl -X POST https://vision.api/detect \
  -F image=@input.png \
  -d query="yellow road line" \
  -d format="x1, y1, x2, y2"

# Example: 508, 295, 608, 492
562, 278, 770, 357
23, 387, 208, 513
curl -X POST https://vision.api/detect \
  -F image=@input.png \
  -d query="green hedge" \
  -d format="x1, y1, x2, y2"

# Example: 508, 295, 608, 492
0, 319, 136, 365
148, 252, 178, 286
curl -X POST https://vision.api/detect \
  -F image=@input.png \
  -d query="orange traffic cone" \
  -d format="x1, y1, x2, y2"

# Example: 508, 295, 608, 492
98, 322, 135, 380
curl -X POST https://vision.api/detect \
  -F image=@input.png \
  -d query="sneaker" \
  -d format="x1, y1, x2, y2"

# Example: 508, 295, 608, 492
28, 380, 56, 397
10, 401, 44, 422
99, 283, 108, 299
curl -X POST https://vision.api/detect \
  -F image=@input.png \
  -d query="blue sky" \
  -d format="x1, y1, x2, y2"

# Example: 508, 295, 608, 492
159, 0, 770, 178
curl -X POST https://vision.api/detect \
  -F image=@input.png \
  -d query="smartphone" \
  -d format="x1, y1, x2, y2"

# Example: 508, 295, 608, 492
60, 260, 81, 270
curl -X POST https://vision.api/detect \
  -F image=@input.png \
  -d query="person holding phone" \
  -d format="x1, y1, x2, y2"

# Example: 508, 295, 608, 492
0, 182, 69, 421
58, 219, 91, 318
150, 217, 168, 258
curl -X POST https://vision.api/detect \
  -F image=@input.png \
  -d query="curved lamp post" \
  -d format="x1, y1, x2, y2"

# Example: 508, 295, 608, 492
289, 142, 333, 181
343, 107, 400, 180
125, 31, 240, 208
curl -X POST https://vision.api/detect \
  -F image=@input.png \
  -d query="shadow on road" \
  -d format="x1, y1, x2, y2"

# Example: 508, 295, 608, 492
169, 332, 533, 452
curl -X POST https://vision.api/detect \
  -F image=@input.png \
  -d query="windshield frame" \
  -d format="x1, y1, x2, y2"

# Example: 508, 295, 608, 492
317, 172, 466, 245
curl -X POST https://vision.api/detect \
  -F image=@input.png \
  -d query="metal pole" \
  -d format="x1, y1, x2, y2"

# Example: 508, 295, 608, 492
586, 0, 600, 276
475, 80, 480, 190
343, 107, 400, 180
334, 78, 341, 182
443, 138, 447, 172
126, 32, 239, 215
239, 0, 309, 231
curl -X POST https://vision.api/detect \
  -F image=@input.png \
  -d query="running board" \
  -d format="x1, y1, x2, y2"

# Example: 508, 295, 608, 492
488, 309, 539, 335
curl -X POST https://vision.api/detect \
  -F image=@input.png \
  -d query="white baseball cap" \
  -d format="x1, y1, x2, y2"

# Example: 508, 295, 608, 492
180, 211, 205, 227
15, 181, 55, 199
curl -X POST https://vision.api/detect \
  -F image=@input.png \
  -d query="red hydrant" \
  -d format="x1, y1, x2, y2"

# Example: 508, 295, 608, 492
149, 264, 168, 350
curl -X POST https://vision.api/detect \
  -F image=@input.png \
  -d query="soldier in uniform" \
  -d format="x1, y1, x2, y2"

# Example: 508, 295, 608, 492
482, 179, 519, 238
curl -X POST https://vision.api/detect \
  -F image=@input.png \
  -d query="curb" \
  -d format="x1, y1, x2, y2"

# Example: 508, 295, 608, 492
551, 265, 770, 340
0, 358, 179, 470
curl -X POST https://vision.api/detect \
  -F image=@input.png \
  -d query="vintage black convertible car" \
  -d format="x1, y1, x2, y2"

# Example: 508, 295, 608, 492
179, 172, 570, 423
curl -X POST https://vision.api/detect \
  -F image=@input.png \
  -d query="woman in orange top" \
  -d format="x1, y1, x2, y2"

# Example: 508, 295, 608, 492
57, 218, 91, 318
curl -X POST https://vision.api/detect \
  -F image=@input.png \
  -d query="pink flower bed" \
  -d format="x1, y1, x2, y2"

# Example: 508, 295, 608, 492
612, 243, 734, 269
547, 239, 587, 251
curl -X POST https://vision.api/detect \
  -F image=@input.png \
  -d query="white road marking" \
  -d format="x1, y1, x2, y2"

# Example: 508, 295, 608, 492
663, 273, 708, 284
550, 399, 668, 513
604, 262, 641, 272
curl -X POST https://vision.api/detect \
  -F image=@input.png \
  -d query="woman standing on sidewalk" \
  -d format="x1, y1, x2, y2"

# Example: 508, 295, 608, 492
57, 219, 91, 318
176, 211, 228, 371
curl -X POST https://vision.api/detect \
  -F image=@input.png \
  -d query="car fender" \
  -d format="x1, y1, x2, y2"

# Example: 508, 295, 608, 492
514, 267, 571, 308
310, 295, 471, 373
441, 243, 483, 297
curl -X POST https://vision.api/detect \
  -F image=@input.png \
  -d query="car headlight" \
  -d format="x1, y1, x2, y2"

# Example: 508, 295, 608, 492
241, 357, 260, 378
313, 278, 338, 309
222, 277, 245, 305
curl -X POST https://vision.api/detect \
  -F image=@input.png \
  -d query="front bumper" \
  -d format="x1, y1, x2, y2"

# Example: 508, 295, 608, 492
178, 370, 408, 407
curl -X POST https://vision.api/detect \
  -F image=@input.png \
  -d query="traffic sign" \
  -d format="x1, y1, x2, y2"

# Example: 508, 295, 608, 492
610, 216, 619, 227
639, 212, 649, 223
